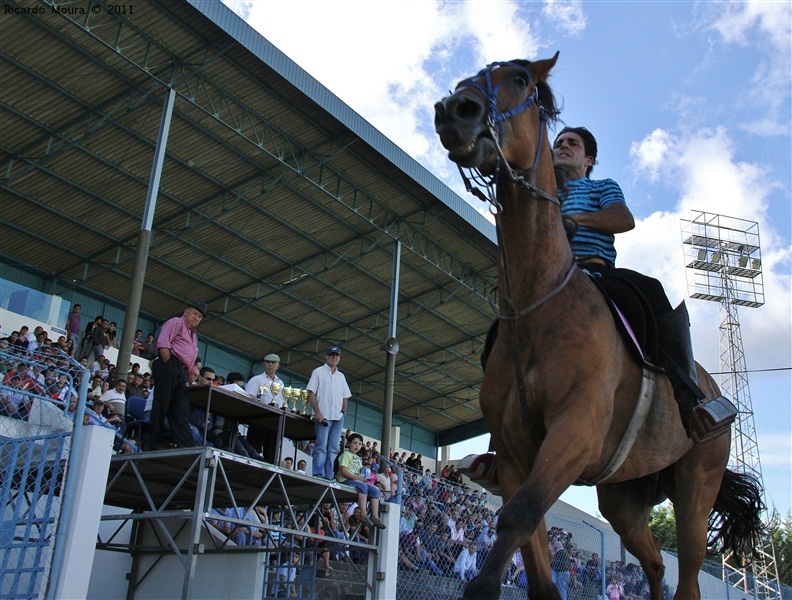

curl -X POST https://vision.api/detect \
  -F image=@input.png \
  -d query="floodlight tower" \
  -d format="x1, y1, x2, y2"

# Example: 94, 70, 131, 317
680, 211, 781, 599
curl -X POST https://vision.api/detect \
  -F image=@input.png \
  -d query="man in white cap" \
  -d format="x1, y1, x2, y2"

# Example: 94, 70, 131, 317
307, 345, 351, 480
245, 353, 285, 407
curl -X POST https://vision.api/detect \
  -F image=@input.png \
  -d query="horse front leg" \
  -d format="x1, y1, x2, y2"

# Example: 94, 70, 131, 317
462, 422, 597, 600
522, 518, 561, 600
461, 458, 551, 599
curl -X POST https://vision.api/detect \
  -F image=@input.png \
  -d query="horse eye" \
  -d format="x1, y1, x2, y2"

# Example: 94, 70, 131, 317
514, 75, 529, 88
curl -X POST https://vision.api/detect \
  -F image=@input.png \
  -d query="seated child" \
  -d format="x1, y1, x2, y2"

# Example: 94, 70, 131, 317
336, 433, 386, 529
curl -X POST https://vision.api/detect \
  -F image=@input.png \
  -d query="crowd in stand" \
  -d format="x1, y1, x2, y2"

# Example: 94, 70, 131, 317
1, 314, 662, 599
392, 459, 658, 599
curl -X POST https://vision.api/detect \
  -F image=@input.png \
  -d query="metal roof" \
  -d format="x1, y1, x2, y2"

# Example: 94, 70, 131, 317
0, 0, 497, 437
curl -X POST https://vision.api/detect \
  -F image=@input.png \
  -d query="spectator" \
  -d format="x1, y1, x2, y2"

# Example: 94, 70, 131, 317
275, 552, 300, 598
138, 333, 156, 360
307, 345, 350, 480
131, 329, 145, 356
100, 378, 128, 417
551, 540, 571, 599
65, 304, 82, 355
88, 319, 108, 364
421, 522, 456, 576
336, 432, 386, 529
106, 321, 118, 349
149, 300, 206, 449
245, 353, 285, 406
606, 576, 625, 600
126, 373, 145, 399
0, 374, 31, 419
454, 544, 478, 581
280, 456, 294, 469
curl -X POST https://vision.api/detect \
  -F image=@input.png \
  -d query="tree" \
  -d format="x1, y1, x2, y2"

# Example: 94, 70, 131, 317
649, 504, 677, 551
769, 510, 792, 586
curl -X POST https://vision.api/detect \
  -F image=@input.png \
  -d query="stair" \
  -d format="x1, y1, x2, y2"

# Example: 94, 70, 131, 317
314, 557, 368, 600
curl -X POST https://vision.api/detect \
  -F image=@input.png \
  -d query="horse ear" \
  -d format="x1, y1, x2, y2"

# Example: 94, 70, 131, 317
531, 51, 559, 82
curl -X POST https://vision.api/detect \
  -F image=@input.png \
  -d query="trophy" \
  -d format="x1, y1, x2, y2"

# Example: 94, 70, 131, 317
281, 386, 293, 411
289, 388, 300, 413
269, 382, 282, 407
257, 384, 267, 403
299, 389, 309, 416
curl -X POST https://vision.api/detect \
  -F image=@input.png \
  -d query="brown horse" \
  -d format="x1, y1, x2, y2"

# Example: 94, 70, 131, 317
434, 54, 763, 600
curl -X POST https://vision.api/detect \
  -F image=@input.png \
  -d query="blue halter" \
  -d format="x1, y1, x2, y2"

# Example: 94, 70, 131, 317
455, 61, 557, 206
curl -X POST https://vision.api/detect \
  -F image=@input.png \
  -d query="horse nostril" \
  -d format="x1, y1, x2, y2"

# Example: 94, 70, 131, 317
434, 101, 446, 125
455, 96, 482, 120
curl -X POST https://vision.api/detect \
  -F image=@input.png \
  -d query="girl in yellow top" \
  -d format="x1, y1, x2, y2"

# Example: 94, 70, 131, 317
336, 433, 386, 529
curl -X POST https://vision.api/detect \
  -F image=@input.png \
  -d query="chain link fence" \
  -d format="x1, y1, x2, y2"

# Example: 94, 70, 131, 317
394, 465, 755, 600
1, 345, 85, 599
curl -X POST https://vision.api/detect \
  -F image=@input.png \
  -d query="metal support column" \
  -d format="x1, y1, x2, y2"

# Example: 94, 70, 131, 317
117, 87, 176, 382
381, 241, 401, 462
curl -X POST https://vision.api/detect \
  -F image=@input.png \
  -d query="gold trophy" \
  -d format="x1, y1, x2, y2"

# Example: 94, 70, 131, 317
269, 382, 281, 407
299, 389, 309, 416
289, 388, 300, 413
281, 386, 292, 411
257, 384, 267, 403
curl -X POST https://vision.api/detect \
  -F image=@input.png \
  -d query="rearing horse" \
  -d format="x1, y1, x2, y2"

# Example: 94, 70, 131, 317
434, 54, 763, 600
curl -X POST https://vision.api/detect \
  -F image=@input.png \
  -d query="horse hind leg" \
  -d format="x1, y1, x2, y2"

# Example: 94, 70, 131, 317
597, 479, 666, 600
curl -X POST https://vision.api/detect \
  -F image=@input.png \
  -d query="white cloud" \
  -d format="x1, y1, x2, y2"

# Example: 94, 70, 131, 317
630, 129, 672, 183
542, 0, 587, 36
700, 0, 792, 135
623, 127, 791, 380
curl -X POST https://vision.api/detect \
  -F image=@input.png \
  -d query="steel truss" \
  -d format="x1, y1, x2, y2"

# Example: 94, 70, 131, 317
681, 211, 781, 599
99, 448, 379, 599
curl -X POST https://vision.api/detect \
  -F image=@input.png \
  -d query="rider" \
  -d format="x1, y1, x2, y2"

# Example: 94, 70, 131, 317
553, 126, 736, 444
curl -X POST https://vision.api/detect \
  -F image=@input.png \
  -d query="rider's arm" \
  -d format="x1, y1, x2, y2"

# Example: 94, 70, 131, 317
568, 202, 634, 234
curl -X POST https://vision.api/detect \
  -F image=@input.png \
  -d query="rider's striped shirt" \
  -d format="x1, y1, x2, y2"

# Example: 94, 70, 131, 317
561, 177, 626, 267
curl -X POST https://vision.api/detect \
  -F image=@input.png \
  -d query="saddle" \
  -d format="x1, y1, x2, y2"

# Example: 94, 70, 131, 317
480, 267, 665, 373
584, 268, 665, 373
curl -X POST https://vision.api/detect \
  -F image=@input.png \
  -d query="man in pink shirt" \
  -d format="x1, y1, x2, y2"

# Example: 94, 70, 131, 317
149, 300, 207, 449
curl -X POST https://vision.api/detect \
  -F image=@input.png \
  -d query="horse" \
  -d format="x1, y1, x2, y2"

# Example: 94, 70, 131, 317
434, 53, 764, 600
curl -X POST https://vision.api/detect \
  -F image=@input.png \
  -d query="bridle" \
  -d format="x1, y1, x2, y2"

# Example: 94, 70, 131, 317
452, 62, 575, 438
451, 61, 574, 322
454, 61, 561, 209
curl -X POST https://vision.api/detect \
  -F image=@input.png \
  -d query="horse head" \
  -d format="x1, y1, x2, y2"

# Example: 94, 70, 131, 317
435, 53, 560, 176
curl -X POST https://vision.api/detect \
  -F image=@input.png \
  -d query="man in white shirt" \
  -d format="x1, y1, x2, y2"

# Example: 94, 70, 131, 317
307, 346, 351, 480
100, 378, 128, 417
245, 353, 285, 406
454, 544, 478, 581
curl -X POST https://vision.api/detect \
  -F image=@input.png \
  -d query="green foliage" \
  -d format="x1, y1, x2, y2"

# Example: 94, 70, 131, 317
649, 505, 792, 588
649, 504, 677, 551
769, 510, 792, 586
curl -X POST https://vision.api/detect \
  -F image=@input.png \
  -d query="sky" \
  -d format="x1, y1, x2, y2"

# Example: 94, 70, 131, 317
222, 0, 792, 519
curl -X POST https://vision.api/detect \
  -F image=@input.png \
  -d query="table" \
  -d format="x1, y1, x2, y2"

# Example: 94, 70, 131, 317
187, 385, 316, 464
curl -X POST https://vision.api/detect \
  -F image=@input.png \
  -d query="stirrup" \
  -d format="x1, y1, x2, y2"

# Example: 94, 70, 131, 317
690, 396, 737, 444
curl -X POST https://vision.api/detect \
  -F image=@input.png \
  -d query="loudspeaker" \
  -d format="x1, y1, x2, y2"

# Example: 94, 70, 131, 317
383, 336, 399, 355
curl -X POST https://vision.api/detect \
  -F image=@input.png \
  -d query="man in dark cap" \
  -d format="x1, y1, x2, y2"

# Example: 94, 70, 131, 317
149, 300, 207, 449
307, 345, 351, 479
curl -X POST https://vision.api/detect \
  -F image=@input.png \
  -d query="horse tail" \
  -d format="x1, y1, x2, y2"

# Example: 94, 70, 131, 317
707, 468, 767, 563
